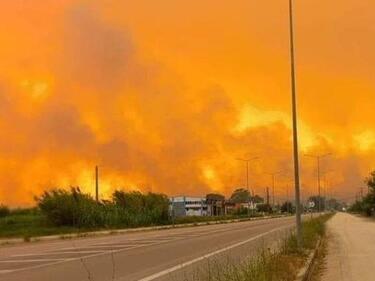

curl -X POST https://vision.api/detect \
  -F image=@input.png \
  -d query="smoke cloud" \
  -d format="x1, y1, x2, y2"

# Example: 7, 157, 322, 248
0, 0, 374, 206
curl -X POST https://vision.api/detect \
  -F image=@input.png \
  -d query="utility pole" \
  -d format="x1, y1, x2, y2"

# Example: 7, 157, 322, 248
305, 153, 332, 213
237, 157, 259, 216
289, 0, 302, 248
95, 165, 99, 202
266, 171, 283, 208
286, 184, 290, 213
272, 174, 275, 206
266, 187, 270, 206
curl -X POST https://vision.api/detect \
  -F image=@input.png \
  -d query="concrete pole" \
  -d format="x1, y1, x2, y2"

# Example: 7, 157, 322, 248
289, 0, 302, 248
272, 174, 275, 207
95, 165, 99, 202
317, 157, 321, 213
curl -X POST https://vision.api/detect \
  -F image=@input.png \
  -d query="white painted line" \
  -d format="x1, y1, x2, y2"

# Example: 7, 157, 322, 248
0, 258, 67, 263
85, 244, 144, 248
95, 241, 160, 245
0, 270, 14, 274
12, 250, 104, 257
0, 243, 151, 275
0, 269, 14, 274
135, 225, 289, 281
60, 245, 129, 250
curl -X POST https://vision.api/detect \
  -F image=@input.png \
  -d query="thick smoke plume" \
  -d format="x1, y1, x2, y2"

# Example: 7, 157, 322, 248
0, 0, 374, 205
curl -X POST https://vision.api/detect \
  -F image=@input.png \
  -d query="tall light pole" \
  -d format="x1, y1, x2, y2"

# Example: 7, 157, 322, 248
95, 165, 99, 202
288, 0, 302, 248
266, 171, 283, 207
237, 157, 259, 216
322, 169, 334, 210
305, 153, 332, 213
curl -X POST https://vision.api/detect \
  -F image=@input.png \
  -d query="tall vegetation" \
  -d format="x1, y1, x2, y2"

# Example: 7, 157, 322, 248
230, 188, 264, 204
0, 204, 10, 218
349, 171, 375, 216
112, 190, 169, 226
36, 187, 170, 228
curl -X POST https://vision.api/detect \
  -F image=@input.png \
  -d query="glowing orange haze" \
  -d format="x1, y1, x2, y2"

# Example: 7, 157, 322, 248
1, 0, 374, 206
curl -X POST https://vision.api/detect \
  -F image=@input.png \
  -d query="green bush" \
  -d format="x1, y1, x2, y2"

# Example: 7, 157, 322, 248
36, 188, 170, 229
10, 207, 39, 216
349, 195, 375, 216
36, 187, 105, 228
257, 203, 272, 213
280, 202, 295, 214
350, 170, 375, 216
0, 204, 10, 218
112, 190, 169, 226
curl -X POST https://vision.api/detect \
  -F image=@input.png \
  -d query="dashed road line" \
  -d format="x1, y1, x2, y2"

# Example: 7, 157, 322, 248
0, 270, 14, 274
0, 258, 67, 263
12, 250, 105, 257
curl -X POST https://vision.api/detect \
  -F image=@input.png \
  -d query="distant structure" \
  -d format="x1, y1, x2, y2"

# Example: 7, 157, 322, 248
170, 196, 207, 217
206, 193, 225, 216
170, 194, 226, 217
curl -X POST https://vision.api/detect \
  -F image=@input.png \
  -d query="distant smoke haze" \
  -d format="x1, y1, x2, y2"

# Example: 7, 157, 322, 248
0, 0, 374, 206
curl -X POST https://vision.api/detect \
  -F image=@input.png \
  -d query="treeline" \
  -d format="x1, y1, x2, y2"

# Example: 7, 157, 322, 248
36, 187, 170, 228
349, 171, 375, 216
0, 204, 10, 218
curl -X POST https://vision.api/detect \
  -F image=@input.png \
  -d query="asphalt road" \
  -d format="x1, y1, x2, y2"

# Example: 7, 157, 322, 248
0, 216, 299, 281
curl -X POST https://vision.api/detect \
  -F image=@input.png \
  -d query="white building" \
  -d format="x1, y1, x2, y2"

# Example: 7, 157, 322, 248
170, 196, 207, 217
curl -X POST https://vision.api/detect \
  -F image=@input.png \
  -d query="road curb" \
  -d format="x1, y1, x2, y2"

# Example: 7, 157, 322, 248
0, 215, 289, 246
295, 237, 323, 281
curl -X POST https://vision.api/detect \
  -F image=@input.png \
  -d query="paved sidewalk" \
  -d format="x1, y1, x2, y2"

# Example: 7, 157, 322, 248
322, 212, 375, 281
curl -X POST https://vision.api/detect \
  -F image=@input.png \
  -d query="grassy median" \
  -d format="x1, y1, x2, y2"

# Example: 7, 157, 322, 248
0, 209, 276, 241
0, 210, 81, 240
193, 214, 333, 281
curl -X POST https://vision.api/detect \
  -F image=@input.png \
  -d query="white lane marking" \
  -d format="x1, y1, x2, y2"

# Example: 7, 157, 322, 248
0, 258, 67, 263
96, 241, 160, 245
84, 244, 147, 249
60, 245, 132, 250
0, 243, 155, 274
0, 270, 14, 274
12, 250, 104, 257
135, 225, 290, 281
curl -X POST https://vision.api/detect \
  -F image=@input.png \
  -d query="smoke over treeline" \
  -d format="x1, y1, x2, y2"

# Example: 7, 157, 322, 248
0, 0, 374, 206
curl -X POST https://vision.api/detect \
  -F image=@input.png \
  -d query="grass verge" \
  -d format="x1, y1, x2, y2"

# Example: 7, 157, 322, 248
0, 213, 82, 240
0, 211, 285, 241
308, 237, 327, 281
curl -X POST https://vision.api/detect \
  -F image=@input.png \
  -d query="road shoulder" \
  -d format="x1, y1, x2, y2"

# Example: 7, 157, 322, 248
321, 213, 375, 281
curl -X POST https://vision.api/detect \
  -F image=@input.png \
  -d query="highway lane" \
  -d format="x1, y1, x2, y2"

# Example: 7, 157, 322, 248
0, 216, 300, 281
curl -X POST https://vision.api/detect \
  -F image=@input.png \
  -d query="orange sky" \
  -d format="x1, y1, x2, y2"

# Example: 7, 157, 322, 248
1, 0, 374, 206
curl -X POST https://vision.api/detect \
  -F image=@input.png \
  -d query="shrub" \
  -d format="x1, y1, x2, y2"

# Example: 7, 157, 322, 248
36, 187, 105, 228
0, 204, 10, 218
10, 207, 40, 216
36, 188, 170, 229
349, 194, 375, 216
112, 190, 169, 225
257, 203, 272, 213
280, 202, 295, 214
